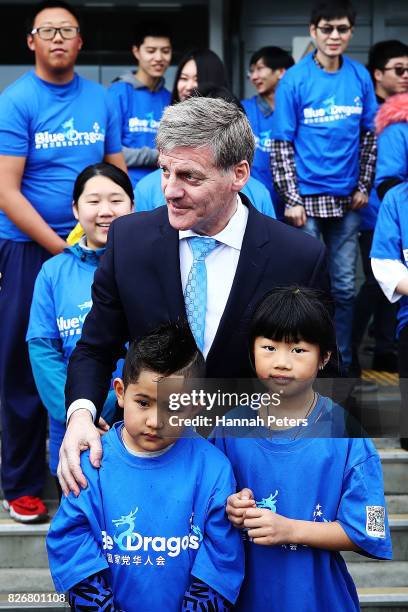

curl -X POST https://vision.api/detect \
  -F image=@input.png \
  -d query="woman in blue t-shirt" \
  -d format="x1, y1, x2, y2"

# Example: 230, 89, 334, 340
27, 163, 134, 498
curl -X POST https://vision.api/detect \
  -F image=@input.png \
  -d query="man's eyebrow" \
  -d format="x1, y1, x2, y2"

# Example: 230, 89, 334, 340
132, 393, 153, 400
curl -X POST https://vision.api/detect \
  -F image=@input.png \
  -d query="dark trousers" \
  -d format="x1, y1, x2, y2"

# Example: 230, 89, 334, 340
0, 239, 50, 499
352, 230, 397, 355
398, 326, 408, 438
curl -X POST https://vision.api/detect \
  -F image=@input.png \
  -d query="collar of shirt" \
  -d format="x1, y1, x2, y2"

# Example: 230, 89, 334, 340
312, 49, 344, 70
256, 94, 274, 118
179, 194, 248, 251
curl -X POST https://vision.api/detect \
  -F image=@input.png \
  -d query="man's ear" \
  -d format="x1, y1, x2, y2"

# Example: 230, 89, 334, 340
132, 45, 140, 63
114, 378, 125, 408
27, 34, 35, 52
309, 24, 317, 42
231, 160, 250, 193
276, 67, 286, 80
73, 202, 79, 221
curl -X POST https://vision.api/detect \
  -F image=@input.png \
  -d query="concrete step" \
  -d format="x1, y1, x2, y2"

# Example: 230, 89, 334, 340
379, 449, 408, 495
358, 587, 408, 610
374, 438, 401, 449
343, 515, 408, 563
0, 569, 55, 594
387, 496, 408, 514
348, 561, 408, 588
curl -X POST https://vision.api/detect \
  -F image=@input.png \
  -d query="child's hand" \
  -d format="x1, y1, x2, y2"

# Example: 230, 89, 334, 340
226, 488, 256, 528
244, 507, 295, 546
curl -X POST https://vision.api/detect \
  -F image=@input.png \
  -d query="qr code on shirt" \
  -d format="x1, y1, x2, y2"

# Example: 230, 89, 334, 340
366, 505, 386, 538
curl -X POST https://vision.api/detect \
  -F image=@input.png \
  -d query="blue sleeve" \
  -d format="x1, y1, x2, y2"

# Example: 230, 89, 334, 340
27, 265, 59, 342
376, 124, 408, 188
47, 455, 109, 592
134, 170, 165, 212
371, 190, 402, 260
190, 460, 243, 604
360, 72, 378, 132
242, 180, 276, 218
336, 440, 392, 560
270, 77, 298, 142
69, 572, 115, 611
28, 338, 67, 424
0, 91, 29, 156
104, 92, 123, 155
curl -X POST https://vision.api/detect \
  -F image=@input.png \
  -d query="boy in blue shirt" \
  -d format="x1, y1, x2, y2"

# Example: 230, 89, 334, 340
271, 0, 378, 372
0, 0, 124, 523
242, 46, 294, 219
47, 321, 243, 611
109, 22, 172, 187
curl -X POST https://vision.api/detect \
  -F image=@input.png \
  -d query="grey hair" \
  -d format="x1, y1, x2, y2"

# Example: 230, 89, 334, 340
156, 97, 255, 170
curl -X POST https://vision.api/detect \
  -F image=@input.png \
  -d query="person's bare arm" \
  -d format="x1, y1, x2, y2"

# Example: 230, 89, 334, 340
104, 152, 127, 173
244, 507, 359, 551
0, 155, 66, 254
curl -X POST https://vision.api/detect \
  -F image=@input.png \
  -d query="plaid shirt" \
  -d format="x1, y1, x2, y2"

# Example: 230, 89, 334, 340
271, 133, 377, 217
270, 51, 377, 218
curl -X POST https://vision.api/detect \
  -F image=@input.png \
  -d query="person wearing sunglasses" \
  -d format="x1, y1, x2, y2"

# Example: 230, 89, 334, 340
0, 0, 125, 524
271, 0, 377, 375
352, 40, 408, 378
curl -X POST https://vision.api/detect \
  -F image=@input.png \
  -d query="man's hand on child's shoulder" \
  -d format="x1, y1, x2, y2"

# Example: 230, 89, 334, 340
226, 488, 256, 528
244, 507, 295, 546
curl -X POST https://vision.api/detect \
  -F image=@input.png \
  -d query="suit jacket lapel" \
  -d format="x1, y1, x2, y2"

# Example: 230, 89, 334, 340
208, 196, 271, 362
152, 214, 186, 321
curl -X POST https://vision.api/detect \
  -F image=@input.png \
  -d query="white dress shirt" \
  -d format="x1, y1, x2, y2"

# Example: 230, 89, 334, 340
371, 258, 408, 302
179, 195, 248, 357
67, 195, 248, 423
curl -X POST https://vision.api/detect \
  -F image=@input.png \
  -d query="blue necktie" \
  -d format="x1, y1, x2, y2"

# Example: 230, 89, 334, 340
184, 236, 219, 351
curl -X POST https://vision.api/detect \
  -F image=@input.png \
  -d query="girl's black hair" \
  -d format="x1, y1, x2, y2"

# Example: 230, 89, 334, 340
249, 286, 337, 360
72, 162, 134, 205
123, 320, 205, 388
171, 48, 228, 104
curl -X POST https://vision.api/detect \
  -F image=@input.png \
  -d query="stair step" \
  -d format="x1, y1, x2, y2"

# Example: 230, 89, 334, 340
0, 569, 55, 594
342, 515, 408, 563
374, 438, 401, 449
379, 450, 408, 494
358, 586, 408, 610
348, 561, 408, 588
387, 496, 408, 514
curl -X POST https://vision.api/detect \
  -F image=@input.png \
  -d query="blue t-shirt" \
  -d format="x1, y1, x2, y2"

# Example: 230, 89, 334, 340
271, 54, 377, 196
47, 424, 244, 610
108, 79, 170, 186
211, 396, 392, 612
371, 182, 408, 336
134, 167, 276, 218
0, 71, 122, 241
241, 96, 283, 218
360, 188, 381, 231
26, 245, 122, 473
27, 246, 105, 363
375, 122, 408, 190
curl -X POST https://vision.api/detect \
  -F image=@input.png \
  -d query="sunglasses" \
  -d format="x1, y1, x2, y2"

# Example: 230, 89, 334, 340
383, 66, 408, 77
316, 25, 352, 35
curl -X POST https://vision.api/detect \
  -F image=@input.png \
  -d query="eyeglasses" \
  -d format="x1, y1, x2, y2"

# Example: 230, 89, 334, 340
316, 25, 352, 36
30, 26, 80, 40
383, 66, 408, 77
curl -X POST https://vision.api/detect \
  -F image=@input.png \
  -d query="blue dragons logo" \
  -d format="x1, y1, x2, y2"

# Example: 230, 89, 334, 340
112, 508, 138, 551
256, 490, 279, 512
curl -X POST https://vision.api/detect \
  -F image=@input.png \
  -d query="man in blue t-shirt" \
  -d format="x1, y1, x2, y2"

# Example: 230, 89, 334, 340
108, 22, 172, 187
271, 0, 377, 372
0, 0, 125, 523
242, 46, 294, 219
352, 40, 408, 376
